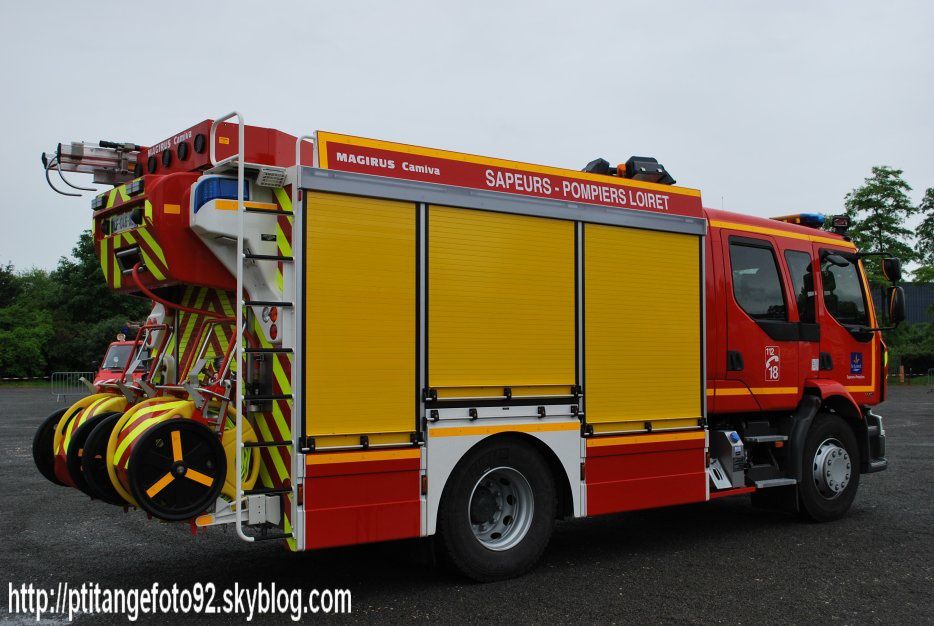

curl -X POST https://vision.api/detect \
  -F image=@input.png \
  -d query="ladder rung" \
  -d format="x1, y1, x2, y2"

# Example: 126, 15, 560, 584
243, 393, 293, 402
244, 300, 293, 307
243, 440, 293, 448
243, 347, 293, 354
244, 207, 292, 216
244, 253, 294, 262
243, 487, 292, 496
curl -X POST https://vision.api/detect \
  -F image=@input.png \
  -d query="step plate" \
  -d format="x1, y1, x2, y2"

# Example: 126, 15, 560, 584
754, 477, 797, 489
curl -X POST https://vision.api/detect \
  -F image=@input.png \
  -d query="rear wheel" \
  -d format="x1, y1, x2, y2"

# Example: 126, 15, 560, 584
437, 438, 555, 581
798, 414, 860, 522
32, 409, 67, 486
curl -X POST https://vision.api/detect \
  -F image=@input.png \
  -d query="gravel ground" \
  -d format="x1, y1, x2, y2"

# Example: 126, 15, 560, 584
1, 385, 931, 624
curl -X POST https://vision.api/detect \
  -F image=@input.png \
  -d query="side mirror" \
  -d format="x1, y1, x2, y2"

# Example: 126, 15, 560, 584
882, 257, 902, 283
886, 285, 906, 325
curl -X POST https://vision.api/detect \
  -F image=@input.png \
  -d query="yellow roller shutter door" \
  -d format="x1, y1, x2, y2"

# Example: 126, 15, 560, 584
305, 192, 415, 444
584, 224, 702, 432
428, 206, 575, 397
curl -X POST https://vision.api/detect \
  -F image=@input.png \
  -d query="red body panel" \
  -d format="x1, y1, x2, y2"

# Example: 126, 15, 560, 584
304, 455, 421, 550
94, 172, 235, 294
93, 121, 312, 297
586, 437, 707, 515
138, 119, 313, 177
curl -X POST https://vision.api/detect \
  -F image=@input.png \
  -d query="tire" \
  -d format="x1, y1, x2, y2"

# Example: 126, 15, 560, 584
798, 413, 860, 522
32, 409, 67, 486
66, 412, 120, 499
127, 418, 227, 522
80, 412, 128, 506
436, 438, 555, 582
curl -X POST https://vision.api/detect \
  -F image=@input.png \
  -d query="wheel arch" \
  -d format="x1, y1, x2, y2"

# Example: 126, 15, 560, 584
436, 431, 575, 521
804, 380, 869, 472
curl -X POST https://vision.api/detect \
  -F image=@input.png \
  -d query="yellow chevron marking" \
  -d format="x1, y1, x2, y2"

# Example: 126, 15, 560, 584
254, 416, 289, 481
273, 187, 293, 213
99, 240, 109, 284
137, 227, 167, 265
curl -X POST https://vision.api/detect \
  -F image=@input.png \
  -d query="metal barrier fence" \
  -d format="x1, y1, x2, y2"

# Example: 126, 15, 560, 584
50, 372, 94, 402
929, 368, 934, 393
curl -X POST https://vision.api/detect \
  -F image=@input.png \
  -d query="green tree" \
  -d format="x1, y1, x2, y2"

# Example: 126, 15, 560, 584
0, 232, 151, 377
844, 166, 918, 285
0, 262, 20, 306
46, 231, 150, 371
0, 268, 56, 377
914, 188, 934, 283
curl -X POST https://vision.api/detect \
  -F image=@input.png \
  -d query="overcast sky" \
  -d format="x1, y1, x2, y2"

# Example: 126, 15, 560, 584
1, 1, 931, 269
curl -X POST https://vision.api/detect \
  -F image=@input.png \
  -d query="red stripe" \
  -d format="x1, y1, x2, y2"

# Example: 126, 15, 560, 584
587, 437, 705, 458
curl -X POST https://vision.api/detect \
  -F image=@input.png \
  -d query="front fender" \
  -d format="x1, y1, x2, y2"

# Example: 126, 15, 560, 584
803, 379, 861, 419
804, 378, 878, 473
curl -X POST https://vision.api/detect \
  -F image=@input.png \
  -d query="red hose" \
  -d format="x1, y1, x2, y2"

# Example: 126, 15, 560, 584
130, 263, 225, 318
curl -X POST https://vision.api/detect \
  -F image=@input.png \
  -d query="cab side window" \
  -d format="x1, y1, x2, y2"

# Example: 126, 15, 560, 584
821, 254, 869, 326
729, 241, 787, 321
784, 250, 816, 323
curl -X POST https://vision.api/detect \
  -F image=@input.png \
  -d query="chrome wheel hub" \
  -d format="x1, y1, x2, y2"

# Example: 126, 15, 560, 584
468, 466, 534, 551
813, 438, 852, 499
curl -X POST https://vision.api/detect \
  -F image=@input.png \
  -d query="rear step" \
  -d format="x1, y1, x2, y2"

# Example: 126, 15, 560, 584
754, 477, 797, 489
745, 434, 789, 443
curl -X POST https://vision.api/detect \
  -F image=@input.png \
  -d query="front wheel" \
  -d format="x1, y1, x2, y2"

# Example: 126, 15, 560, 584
798, 414, 860, 522
436, 438, 555, 582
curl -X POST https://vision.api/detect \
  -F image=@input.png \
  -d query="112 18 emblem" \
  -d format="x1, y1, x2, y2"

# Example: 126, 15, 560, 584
765, 346, 780, 381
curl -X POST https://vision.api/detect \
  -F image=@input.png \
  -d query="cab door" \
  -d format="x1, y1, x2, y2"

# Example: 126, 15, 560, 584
778, 243, 822, 385
814, 247, 878, 403
722, 233, 800, 411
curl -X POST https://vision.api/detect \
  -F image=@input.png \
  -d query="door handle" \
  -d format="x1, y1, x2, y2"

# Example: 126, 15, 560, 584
727, 351, 744, 371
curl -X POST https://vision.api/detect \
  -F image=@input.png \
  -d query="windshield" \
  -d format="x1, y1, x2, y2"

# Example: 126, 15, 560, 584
101, 344, 134, 371
821, 253, 869, 326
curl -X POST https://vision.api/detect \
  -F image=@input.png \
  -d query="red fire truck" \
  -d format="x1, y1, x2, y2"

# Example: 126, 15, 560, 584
35, 114, 904, 581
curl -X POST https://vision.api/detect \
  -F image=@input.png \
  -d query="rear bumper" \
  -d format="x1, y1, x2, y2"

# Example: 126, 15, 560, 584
863, 409, 887, 473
